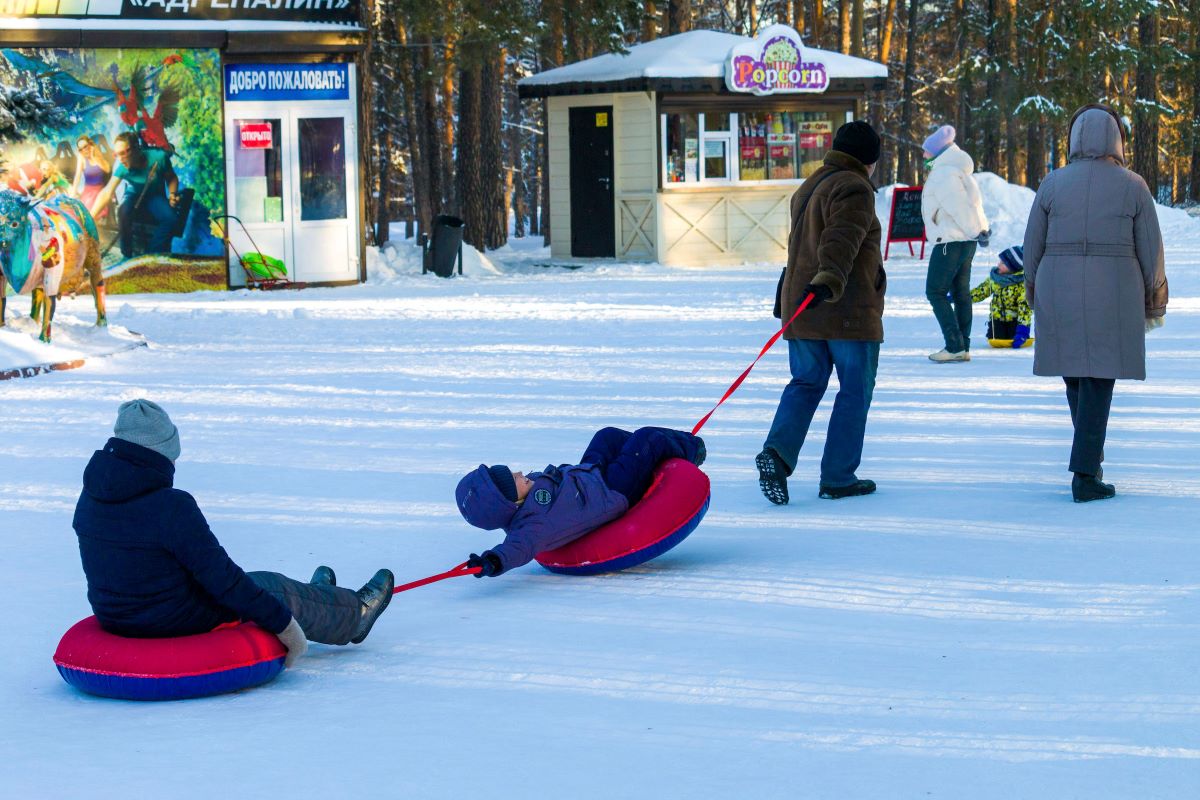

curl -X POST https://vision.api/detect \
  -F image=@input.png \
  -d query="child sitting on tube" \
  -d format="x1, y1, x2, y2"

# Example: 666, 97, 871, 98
971, 245, 1033, 348
456, 426, 705, 577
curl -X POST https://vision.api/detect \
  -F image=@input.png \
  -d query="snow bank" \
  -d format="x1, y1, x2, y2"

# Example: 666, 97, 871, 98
878, 172, 1200, 261
0, 314, 145, 374
367, 239, 503, 282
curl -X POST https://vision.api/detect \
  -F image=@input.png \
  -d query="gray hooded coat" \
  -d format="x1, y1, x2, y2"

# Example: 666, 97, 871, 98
1023, 108, 1168, 380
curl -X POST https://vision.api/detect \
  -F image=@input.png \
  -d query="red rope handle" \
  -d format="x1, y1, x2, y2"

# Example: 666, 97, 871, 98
393, 562, 481, 594
691, 292, 816, 435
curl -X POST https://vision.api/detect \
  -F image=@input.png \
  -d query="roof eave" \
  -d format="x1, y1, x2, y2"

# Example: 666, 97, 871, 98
518, 75, 887, 99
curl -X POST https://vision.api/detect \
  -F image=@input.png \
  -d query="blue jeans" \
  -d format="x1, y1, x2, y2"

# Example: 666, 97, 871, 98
926, 241, 977, 352
764, 339, 880, 487
580, 426, 702, 504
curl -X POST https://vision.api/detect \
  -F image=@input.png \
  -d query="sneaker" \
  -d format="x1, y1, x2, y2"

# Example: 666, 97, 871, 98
756, 448, 789, 505
693, 437, 707, 467
1072, 474, 1115, 503
310, 565, 336, 586
350, 569, 395, 644
819, 479, 877, 500
929, 349, 970, 363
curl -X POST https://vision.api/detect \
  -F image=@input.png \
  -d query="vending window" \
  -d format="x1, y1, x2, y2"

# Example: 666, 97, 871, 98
662, 112, 733, 184
738, 110, 837, 181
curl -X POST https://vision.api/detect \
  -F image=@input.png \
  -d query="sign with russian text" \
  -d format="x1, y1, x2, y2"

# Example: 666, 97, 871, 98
225, 64, 350, 102
725, 25, 828, 95
0, 0, 358, 25
239, 121, 273, 149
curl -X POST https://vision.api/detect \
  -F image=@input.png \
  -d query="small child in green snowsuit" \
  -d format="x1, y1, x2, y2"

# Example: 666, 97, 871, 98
971, 245, 1032, 348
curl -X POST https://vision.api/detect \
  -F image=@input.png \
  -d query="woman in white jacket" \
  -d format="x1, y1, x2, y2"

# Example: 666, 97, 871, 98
920, 125, 990, 362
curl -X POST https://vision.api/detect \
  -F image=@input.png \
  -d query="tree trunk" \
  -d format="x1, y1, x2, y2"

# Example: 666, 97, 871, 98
397, 22, 427, 237
792, 0, 805, 36
481, 51, 507, 250
643, 1, 658, 40
897, 0, 919, 185
1190, 2, 1200, 201
1134, 11, 1159, 196
1003, 0, 1020, 183
541, 0, 565, 244
982, 0, 1001, 174
668, 0, 692, 34
955, 0, 972, 157
1025, 7, 1051, 189
440, 34, 457, 214
851, 0, 864, 57
456, 60, 483, 248
813, 0, 824, 47
878, 0, 895, 63
838, 0, 851, 54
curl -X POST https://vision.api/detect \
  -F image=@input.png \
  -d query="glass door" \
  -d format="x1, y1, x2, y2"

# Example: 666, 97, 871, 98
224, 111, 291, 287
290, 112, 358, 283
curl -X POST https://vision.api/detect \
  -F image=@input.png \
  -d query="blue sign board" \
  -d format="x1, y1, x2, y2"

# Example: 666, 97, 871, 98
225, 63, 350, 102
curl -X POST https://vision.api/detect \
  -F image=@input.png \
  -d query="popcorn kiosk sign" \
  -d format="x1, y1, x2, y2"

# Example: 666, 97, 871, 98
725, 25, 828, 95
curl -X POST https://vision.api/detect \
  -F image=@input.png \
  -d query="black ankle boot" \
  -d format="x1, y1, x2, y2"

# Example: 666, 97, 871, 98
693, 438, 707, 467
819, 479, 877, 500
310, 566, 336, 586
350, 569, 394, 644
1072, 473, 1115, 503
756, 448, 789, 505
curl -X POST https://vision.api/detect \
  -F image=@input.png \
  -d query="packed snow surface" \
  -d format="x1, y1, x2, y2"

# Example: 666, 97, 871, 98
2, 223, 1198, 796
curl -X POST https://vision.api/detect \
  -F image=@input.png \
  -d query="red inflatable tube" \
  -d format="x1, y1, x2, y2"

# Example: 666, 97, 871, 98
54, 616, 287, 701
535, 458, 711, 576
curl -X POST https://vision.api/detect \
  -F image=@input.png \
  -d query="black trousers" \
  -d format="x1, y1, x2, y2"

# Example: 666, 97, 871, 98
249, 571, 361, 646
1063, 377, 1115, 476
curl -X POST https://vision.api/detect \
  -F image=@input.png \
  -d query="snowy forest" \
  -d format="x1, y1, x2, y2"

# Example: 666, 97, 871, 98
362, 0, 1199, 251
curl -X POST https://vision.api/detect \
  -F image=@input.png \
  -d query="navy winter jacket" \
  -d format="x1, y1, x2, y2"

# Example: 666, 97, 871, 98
72, 438, 292, 637
459, 463, 629, 573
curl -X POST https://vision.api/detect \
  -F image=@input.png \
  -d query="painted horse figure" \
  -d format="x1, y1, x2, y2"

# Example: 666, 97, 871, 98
0, 189, 106, 343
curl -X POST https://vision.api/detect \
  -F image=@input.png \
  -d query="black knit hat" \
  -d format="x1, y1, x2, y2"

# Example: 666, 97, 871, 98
832, 120, 881, 166
486, 464, 518, 502
999, 245, 1024, 273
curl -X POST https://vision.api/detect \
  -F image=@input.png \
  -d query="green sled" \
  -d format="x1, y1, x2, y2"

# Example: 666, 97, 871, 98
241, 252, 288, 280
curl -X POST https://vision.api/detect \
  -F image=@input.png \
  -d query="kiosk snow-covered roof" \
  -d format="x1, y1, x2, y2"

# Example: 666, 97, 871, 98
519, 28, 887, 97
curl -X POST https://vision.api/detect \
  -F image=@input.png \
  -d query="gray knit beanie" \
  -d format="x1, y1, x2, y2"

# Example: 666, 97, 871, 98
114, 399, 181, 462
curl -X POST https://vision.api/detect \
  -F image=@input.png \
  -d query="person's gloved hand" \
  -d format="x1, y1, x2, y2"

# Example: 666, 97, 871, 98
276, 616, 308, 668
802, 283, 834, 304
467, 551, 503, 578
976, 229, 991, 248
1011, 324, 1030, 349
1145, 316, 1164, 333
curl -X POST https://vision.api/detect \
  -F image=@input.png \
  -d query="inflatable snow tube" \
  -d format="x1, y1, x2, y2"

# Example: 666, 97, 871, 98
535, 458, 710, 576
53, 616, 286, 701
987, 338, 1034, 348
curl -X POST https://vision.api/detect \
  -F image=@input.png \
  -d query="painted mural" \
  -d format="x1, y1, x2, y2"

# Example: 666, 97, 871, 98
0, 48, 225, 294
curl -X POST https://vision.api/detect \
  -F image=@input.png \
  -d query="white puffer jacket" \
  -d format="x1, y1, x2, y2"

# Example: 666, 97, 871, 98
921, 144, 989, 244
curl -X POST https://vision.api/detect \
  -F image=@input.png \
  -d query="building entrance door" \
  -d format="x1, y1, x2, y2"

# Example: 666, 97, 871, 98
568, 105, 615, 258
223, 64, 359, 286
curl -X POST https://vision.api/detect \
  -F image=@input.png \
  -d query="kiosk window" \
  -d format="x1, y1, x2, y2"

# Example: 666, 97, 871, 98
298, 117, 348, 221
738, 111, 836, 181
233, 119, 283, 223
663, 112, 733, 184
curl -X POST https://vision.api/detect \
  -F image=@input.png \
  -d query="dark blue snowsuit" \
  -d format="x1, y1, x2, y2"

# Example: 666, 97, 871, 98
456, 426, 703, 574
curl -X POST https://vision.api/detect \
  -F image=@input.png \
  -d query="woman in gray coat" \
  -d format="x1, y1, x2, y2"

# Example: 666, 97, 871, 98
1023, 105, 1168, 502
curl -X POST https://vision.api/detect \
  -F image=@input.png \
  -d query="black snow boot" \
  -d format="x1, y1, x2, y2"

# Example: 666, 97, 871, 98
756, 448, 789, 505
310, 565, 336, 586
819, 479, 877, 500
350, 569, 395, 644
693, 437, 707, 467
1072, 473, 1115, 503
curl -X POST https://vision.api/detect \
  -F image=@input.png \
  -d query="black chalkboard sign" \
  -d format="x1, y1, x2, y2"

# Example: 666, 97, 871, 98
885, 186, 926, 260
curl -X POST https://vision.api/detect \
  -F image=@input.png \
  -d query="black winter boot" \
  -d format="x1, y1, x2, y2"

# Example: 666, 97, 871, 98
819, 479, 877, 500
693, 437, 707, 467
350, 569, 395, 644
310, 566, 336, 586
1072, 473, 1115, 503
756, 448, 789, 505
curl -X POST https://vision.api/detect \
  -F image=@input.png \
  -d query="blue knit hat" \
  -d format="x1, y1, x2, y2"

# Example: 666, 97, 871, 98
999, 245, 1024, 273
456, 465, 519, 530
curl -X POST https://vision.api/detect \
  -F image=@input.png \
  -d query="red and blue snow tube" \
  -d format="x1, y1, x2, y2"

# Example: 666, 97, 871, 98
535, 458, 710, 576
53, 616, 286, 701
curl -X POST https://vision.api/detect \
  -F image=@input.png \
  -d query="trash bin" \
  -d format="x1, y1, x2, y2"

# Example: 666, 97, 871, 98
424, 214, 465, 277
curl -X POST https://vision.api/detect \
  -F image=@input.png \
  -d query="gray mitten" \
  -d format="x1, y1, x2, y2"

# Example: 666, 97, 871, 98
1145, 316, 1164, 333
276, 616, 308, 668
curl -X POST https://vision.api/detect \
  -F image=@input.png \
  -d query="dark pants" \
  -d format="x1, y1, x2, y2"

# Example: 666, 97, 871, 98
248, 571, 361, 646
118, 189, 176, 257
1063, 377, 1115, 476
926, 241, 978, 353
764, 338, 880, 487
580, 426, 703, 504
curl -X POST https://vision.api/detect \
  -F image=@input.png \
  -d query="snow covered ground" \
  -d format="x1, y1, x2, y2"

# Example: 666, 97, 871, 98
2, 220, 1198, 797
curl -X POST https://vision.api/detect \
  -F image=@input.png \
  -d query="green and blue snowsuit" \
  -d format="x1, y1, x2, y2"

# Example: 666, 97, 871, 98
971, 267, 1033, 348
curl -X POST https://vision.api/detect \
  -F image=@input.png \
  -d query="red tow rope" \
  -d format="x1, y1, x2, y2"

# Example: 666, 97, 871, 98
393, 561, 481, 594
691, 292, 815, 435
397, 292, 815, 593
